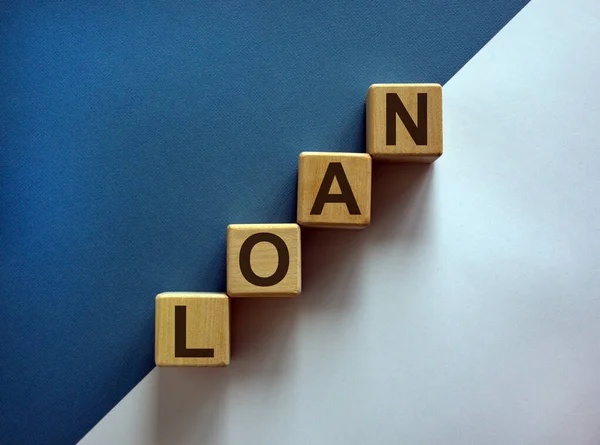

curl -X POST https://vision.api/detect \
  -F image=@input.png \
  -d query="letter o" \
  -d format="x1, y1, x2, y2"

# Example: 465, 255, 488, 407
239, 233, 289, 287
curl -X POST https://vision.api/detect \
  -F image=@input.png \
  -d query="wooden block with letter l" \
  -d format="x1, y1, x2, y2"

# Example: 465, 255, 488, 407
227, 223, 301, 297
155, 292, 230, 367
367, 83, 442, 162
297, 152, 371, 228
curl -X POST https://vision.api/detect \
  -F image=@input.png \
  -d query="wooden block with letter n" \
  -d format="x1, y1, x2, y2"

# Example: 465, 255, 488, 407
155, 292, 230, 367
297, 152, 371, 228
227, 223, 301, 297
367, 83, 442, 162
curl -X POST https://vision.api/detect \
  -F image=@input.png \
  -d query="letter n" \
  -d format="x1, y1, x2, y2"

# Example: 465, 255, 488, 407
386, 93, 428, 145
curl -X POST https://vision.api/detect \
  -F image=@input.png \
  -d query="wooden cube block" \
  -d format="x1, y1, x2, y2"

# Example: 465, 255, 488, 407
297, 152, 371, 228
367, 83, 442, 162
227, 223, 301, 297
155, 292, 230, 367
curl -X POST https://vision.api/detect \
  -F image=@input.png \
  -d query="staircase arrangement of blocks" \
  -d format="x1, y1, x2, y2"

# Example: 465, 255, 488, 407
155, 83, 443, 367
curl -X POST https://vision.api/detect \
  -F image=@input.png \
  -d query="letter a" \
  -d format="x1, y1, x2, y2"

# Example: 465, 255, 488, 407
310, 162, 360, 215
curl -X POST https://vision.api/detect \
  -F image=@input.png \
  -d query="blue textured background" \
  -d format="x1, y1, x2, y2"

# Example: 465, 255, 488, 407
1, 1, 528, 443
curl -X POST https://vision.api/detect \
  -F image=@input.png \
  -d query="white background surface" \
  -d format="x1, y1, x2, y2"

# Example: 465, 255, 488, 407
81, 0, 600, 443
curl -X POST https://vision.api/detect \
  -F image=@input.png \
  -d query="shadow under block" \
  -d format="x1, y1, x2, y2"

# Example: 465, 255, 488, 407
297, 152, 371, 228
227, 223, 301, 297
155, 292, 230, 367
367, 83, 442, 162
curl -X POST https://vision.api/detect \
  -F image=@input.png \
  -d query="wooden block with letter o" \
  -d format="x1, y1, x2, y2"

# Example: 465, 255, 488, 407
155, 292, 230, 367
367, 83, 442, 162
227, 223, 301, 297
297, 152, 371, 228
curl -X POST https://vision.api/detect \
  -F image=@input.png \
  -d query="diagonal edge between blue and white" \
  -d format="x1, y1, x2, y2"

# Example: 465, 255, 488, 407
80, 0, 600, 443
1, 1, 534, 444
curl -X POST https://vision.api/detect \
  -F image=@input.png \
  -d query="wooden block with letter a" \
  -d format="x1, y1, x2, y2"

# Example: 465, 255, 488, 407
297, 152, 371, 228
155, 292, 230, 367
227, 223, 301, 297
367, 83, 442, 162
